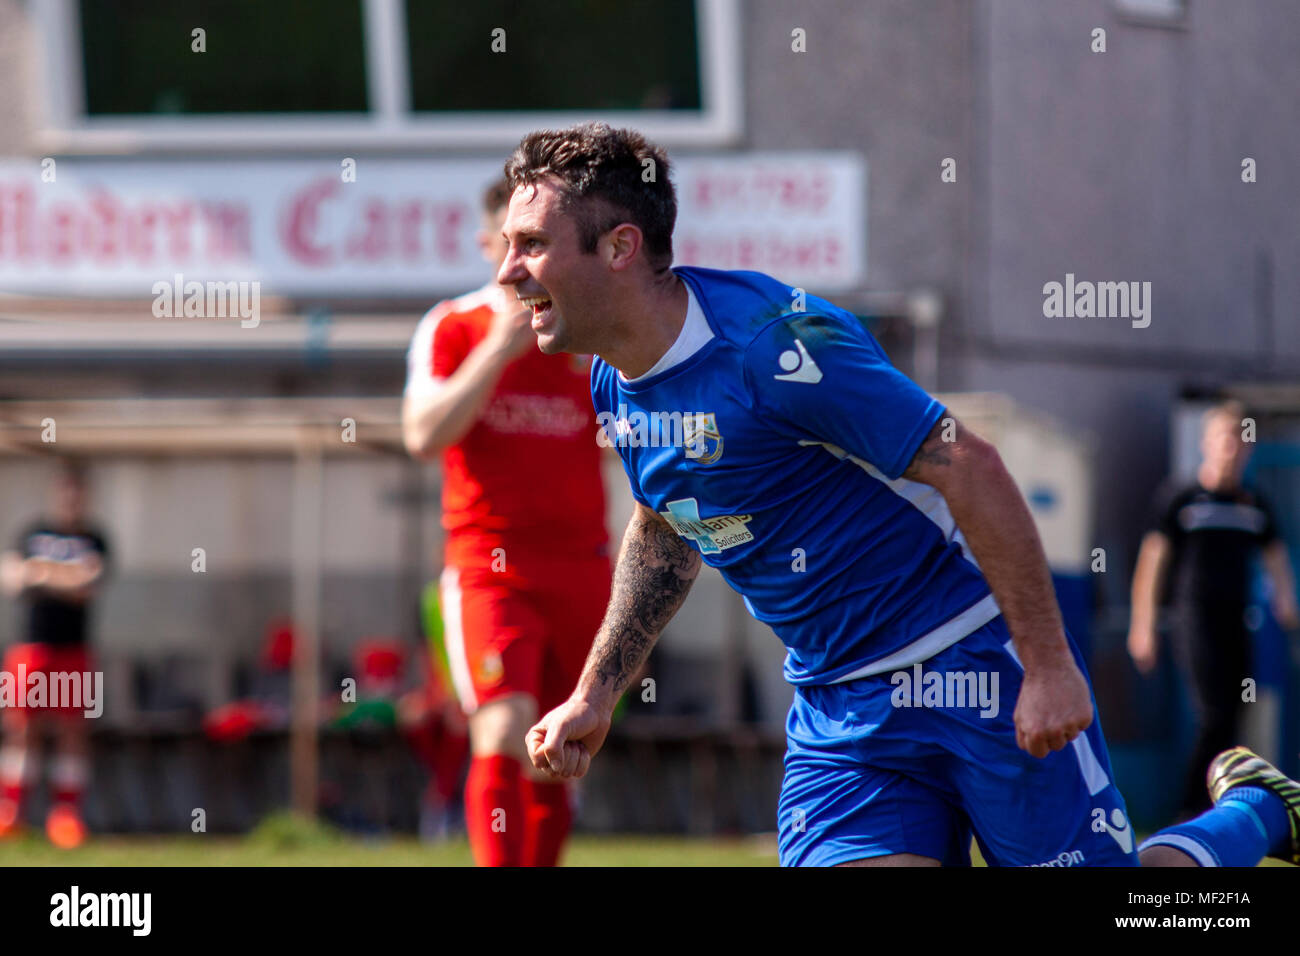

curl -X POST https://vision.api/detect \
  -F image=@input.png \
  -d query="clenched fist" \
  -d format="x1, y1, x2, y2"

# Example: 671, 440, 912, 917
526, 695, 613, 779
1013, 656, 1094, 758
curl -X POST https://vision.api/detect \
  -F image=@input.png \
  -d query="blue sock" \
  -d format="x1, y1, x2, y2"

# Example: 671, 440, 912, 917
1219, 785, 1291, 855
1140, 786, 1289, 866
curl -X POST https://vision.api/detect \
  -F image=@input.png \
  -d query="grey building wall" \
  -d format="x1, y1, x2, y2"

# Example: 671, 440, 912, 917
968, 0, 1300, 573
745, 0, 974, 299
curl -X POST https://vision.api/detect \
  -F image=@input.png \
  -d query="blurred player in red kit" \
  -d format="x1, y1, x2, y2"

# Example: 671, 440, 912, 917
403, 178, 610, 866
0, 462, 110, 848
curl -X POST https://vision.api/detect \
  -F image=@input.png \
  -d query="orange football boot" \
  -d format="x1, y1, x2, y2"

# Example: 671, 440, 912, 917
45, 803, 87, 849
0, 798, 21, 839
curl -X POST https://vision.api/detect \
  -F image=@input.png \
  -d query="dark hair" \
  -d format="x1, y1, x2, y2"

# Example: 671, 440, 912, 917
504, 123, 675, 271
481, 177, 512, 216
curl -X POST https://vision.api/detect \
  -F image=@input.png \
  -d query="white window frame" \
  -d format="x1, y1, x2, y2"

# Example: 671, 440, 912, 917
33, 0, 742, 153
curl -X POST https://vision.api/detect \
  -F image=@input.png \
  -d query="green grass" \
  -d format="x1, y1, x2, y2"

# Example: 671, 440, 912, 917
0, 815, 1288, 866
0, 813, 780, 866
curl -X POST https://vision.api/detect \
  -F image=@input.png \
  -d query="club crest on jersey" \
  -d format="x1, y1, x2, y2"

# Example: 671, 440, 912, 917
660, 498, 753, 555
477, 651, 504, 685
682, 412, 724, 464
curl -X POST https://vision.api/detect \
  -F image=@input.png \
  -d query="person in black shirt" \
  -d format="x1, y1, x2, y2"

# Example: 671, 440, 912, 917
0, 462, 110, 846
1128, 401, 1299, 816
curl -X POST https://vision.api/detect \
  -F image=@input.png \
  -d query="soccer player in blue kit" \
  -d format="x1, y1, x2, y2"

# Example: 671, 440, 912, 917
504, 123, 1300, 867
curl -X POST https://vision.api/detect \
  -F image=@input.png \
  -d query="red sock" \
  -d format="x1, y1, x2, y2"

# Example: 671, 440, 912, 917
465, 755, 524, 866
521, 778, 572, 867
52, 785, 83, 808
1, 780, 23, 807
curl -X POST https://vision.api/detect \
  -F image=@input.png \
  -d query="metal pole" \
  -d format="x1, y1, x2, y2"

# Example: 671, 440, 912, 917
908, 288, 944, 393
719, 587, 746, 725
400, 457, 425, 641
290, 433, 324, 817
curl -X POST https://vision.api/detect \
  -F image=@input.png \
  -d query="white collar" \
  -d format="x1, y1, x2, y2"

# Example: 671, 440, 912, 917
620, 283, 714, 383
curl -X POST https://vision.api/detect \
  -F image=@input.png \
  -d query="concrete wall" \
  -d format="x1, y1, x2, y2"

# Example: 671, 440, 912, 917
968, 0, 1300, 569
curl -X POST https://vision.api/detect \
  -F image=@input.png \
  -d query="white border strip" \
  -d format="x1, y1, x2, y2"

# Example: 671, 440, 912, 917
1137, 833, 1219, 867
439, 566, 478, 713
32, 0, 742, 152
831, 593, 1002, 683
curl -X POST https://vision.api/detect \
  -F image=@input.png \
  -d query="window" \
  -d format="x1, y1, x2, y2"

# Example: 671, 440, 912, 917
79, 0, 369, 115
34, 0, 739, 151
405, 1, 702, 113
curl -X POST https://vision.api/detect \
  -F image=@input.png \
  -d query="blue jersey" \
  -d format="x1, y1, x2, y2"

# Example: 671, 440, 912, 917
592, 266, 1000, 685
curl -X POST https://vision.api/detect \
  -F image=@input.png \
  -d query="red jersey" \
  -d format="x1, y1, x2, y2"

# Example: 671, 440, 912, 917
405, 284, 608, 572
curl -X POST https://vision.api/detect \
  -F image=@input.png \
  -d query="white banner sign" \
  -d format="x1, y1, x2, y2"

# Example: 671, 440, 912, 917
0, 154, 865, 297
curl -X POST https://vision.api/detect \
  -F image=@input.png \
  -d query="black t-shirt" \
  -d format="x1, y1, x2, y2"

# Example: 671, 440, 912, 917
12, 522, 111, 647
1147, 480, 1276, 608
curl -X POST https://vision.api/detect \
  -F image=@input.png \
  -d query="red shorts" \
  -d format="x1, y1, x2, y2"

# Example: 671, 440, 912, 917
1, 643, 95, 722
440, 556, 611, 715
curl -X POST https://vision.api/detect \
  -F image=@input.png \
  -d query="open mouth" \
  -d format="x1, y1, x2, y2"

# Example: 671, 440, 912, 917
518, 294, 553, 318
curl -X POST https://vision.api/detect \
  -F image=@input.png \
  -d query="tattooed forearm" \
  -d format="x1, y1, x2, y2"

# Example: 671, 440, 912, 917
903, 414, 1071, 668
901, 419, 954, 482
585, 506, 702, 700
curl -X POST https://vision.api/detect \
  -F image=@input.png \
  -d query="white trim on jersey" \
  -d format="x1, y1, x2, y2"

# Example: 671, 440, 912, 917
404, 309, 448, 400
403, 284, 505, 399
796, 439, 1000, 683
830, 592, 1002, 684
854, 454, 984, 569
798, 440, 982, 568
1176, 501, 1268, 534
439, 566, 479, 713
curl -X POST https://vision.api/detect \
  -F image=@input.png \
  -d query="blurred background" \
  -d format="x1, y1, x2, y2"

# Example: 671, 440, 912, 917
0, 0, 1297, 851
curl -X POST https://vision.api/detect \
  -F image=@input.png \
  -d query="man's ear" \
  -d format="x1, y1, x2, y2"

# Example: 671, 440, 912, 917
604, 223, 643, 272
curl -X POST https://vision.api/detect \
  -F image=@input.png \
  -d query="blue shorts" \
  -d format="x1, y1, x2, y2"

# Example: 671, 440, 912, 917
777, 616, 1139, 867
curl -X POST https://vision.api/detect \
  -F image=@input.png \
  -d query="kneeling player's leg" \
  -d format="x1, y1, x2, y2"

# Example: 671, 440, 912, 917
442, 567, 546, 866
1138, 746, 1299, 867
945, 621, 1296, 867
